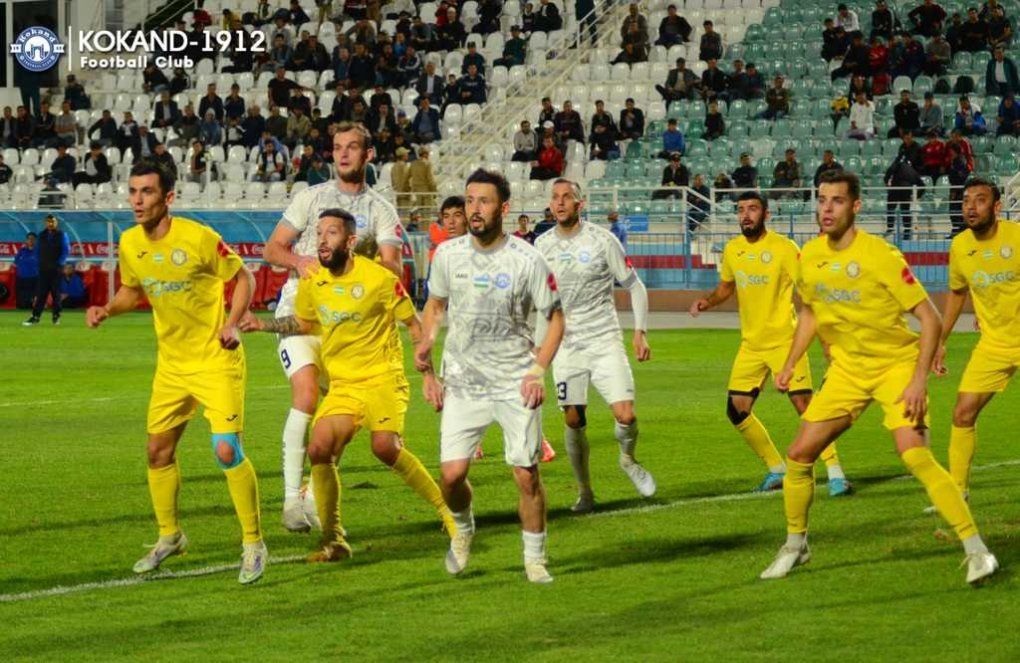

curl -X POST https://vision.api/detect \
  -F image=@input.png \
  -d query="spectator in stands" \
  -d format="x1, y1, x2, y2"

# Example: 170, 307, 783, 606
621, 3, 649, 53
987, 6, 1011, 50
266, 105, 288, 140
619, 98, 645, 140
349, 98, 369, 124
890, 90, 921, 137
253, 138, 285, 182
654, 151, 688, 199
14, 106, 34, 150
732, 152, 758, 189
657, 4, 692, 46
540, 120, 564, 152
288, 85, 312, 117
986, 47, 1019, 96
14, 232, 38, 310
924, 31, 951, 75
814, 149, 843, 186
297, 33, 331, 71
87, 109, 117, 148
64, 74, 90, 111
959, 7, 989, 52
308, 155, 330, 185
442, 73, 461, 114
893, 33, 926, 80
331, 44, 351, 83
59, 264, 87, 309
474, 0, 503, 35
46, 144, 75, 186
918, 92, 944, 135
946, 144, 969, 234
200, 110, 223, 147
699, 21, 723, 61
0, 154, 10, 184
242, 105, 267, 148
153, 142, 177, 178
590, 100, 617, 136
348, 42, 376, 89
365, 100, 396, 135
868, 35, 890, 76
267, 68, 298, 110
286, 107, 311, 148
534, 0, 563, 32
822, 20, 845, 61
530, 135, 564, 180
955, 96, 987, 135
771, 149, 804, 199
535, 97, 555, 127
53, 102, 77, 148
832, 32, 870, 79
947, 14, 965, 52
656, 57, 701, 106
757, 76, 790, 120
189, 140, 210, 184
397, 45, 422, 86
395, 110, 414, 144
613, 40, 647, 65
169, 68, 191, 96
701, 58, 728, 102
153, 91, 181, 130
458, 64, 488, 104
554, 100, 585, 144
909, 0, 947, 37
512, 120, 538, 161
376, 42, 401, 87
409, 146, 438, 209
704, 100, 725, 139
837, 3, 861, 35
846, 91, 876, 139
847, 73, 872, 101
510, 215, 536, 244
687, 173, 711, 231
416, 62, 445, 106
657, 118, 685, 158
72, 142, 111, 187
462, 42, 486, 75
32, 101, 56, 148
495, 26, 527, 67
945, 128, 975, 170
23, 215, 69, 326
114, 111, 139, 154
437, 8, 467, 51
589, 122, 619, 160
409, 15, 434, 51
1, 107, 15, 148
225, 84, 246, 121
521, 2, 537, 34
142, 63, 170, 94
132, 125, 159, 162
996, 94, 1020, 135
294, 143, 316, 182
412, 97, 441, 143
871, 0, 899, 40
726, 60, 757, 101
920, 130, 947, 178
885, 141, 924, 240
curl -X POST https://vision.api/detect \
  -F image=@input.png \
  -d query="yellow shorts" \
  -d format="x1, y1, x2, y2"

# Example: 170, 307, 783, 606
314, 373, 409, 434
728, 343, 813, 395
147, 363, 246, 434
959, 343, 1020, 394
803, 359, 928, 431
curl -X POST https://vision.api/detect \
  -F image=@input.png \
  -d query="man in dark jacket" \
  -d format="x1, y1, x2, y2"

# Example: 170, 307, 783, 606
14, 232, 38, 309
884, 132, 924, 240
985, 47, 1019, 97
153, 91, 181, 130
72, 141, 112, 187
654, 151, 689, 199
889, 90, 921, 137
24, 215, 71, 326
618, 98, 645, 139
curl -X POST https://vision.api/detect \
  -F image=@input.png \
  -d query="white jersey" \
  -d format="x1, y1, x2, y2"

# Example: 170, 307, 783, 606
274, 181, 404, 317
534, 222, 637, 353
429, 234, 562, 400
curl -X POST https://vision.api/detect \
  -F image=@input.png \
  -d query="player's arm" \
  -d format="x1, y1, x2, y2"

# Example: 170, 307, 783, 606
400, 307, 444, 410
689, 279, 735, 316
86, 284, 145, 328
264, 221, 319, 278
239, 313, 315, 335
607, 237, 652, 361
415, 296, 446, 372
377, 244, 402, 277
220, 266, 256, 349
901, 298, 943, 424
775, 303, 817, 391
933, 287, 968, 376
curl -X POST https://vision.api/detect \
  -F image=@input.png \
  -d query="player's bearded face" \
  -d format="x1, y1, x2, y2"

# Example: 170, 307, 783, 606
737, 203, 766, 238
465, 184, 505, 243
962, 187, 999, 234
317, 219, 353, 270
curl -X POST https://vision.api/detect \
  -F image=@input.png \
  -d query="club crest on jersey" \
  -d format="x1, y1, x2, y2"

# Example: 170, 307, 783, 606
578, 251, 591, 264
351, 284, 365, 299
761, 251, 772, 264
495, 273, 512, 289
473, 274, 490, 290
171, 249, 188, 266
846, 261, 860, 278
1001, 246, 1014, 259
355, 214, 368, 230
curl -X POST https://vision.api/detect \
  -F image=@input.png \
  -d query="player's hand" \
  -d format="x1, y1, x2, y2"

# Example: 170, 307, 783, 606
86, 306, 108, 328
688, 298, 709, 318
932, 344, 948, 377
896, 376, 928, 425
521, 374, 545, 409
295, 255, 319, 279
414, 341, 434, 373
422, 373, 444, 411
821, 341, 832, 364
219, 324, 241, 350
633, 331, 652, 362
774, 366, 794, 392
238, 310, 263, 333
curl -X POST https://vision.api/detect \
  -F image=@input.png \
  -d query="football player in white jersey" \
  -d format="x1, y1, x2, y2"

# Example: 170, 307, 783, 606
259, 122, 406, 532
535, 179, 655, 513
417, 169, 565, 584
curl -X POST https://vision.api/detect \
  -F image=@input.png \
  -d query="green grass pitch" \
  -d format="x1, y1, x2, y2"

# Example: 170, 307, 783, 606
1, 311, 1019, 661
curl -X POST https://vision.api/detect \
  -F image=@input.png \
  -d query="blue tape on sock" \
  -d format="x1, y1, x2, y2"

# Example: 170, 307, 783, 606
212, 433, 245, 470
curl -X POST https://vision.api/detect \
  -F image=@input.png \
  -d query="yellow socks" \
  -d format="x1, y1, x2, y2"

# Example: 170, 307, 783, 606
392, 448, 456, 536
311, 462, 344, 545
902, 446, 978, 540
783, 458, 815, 534
224, 458, 262, 544
147, 460, 181, 537
949, 426, 977, 493
736, 414, 785, 471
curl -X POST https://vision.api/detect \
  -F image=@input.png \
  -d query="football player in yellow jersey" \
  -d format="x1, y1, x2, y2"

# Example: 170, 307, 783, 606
86, 161, 267, 585
933, 178, 1020, 499
759, 170, 998, 585
690, 192, 852, 496
242, 209, 454, 562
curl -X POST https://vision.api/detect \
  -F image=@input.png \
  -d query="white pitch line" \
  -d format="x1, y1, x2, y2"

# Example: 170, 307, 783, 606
2, 458, 1018, 605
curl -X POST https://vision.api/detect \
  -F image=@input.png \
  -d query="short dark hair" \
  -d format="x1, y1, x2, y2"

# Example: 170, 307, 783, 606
817, 169, 860, 200
130, 160, 176, 196
466, 168, 511, 203
26, 232, 37, 239
737, 190, 768, 210
440, 195, 465, 213
318, 208, 357, 233
963, 176, 1001, 201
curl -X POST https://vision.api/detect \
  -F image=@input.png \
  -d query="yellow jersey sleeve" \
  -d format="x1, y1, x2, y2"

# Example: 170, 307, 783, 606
782, 238, 801, 290
388, 275, 416, 323
720, 242, 735, 282
874, 244, 928, 312
948, 239, 969, 292
118, 232, 140, 288
200, 228, 243, 283
294, 272, 318, 323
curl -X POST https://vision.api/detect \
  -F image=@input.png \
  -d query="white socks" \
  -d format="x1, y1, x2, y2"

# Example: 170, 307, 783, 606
785, 532, 807, 549
615, 420, 638, 459
963, 534, 989, 555
452, 507, 475, 536
522, 530, 547, 563
564, 425, 592, 493
827, 464, 846, 481
282, 408, 312, 500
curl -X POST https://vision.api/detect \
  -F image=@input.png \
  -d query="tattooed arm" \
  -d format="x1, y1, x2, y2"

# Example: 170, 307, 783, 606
238, 314, 315, 336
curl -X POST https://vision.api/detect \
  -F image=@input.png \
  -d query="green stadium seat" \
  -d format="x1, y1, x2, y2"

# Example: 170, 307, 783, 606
994, 136, 1018, 155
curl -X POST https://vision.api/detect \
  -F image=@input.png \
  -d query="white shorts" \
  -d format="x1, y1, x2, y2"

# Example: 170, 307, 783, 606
277, 335, 323, 380
440, 393, 542, 467
552, 342, 635, 407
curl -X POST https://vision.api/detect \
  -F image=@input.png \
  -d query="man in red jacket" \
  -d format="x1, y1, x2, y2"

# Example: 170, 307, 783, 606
530, 136, 564, 180
920, 130, 947, 179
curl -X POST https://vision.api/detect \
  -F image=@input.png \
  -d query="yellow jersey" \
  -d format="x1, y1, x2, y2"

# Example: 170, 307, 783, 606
294, 256, 415, 383
798, 229, 928, 369
119, 217, 244, 373
720, 230, 800, 351
948, 220, 1020, 352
